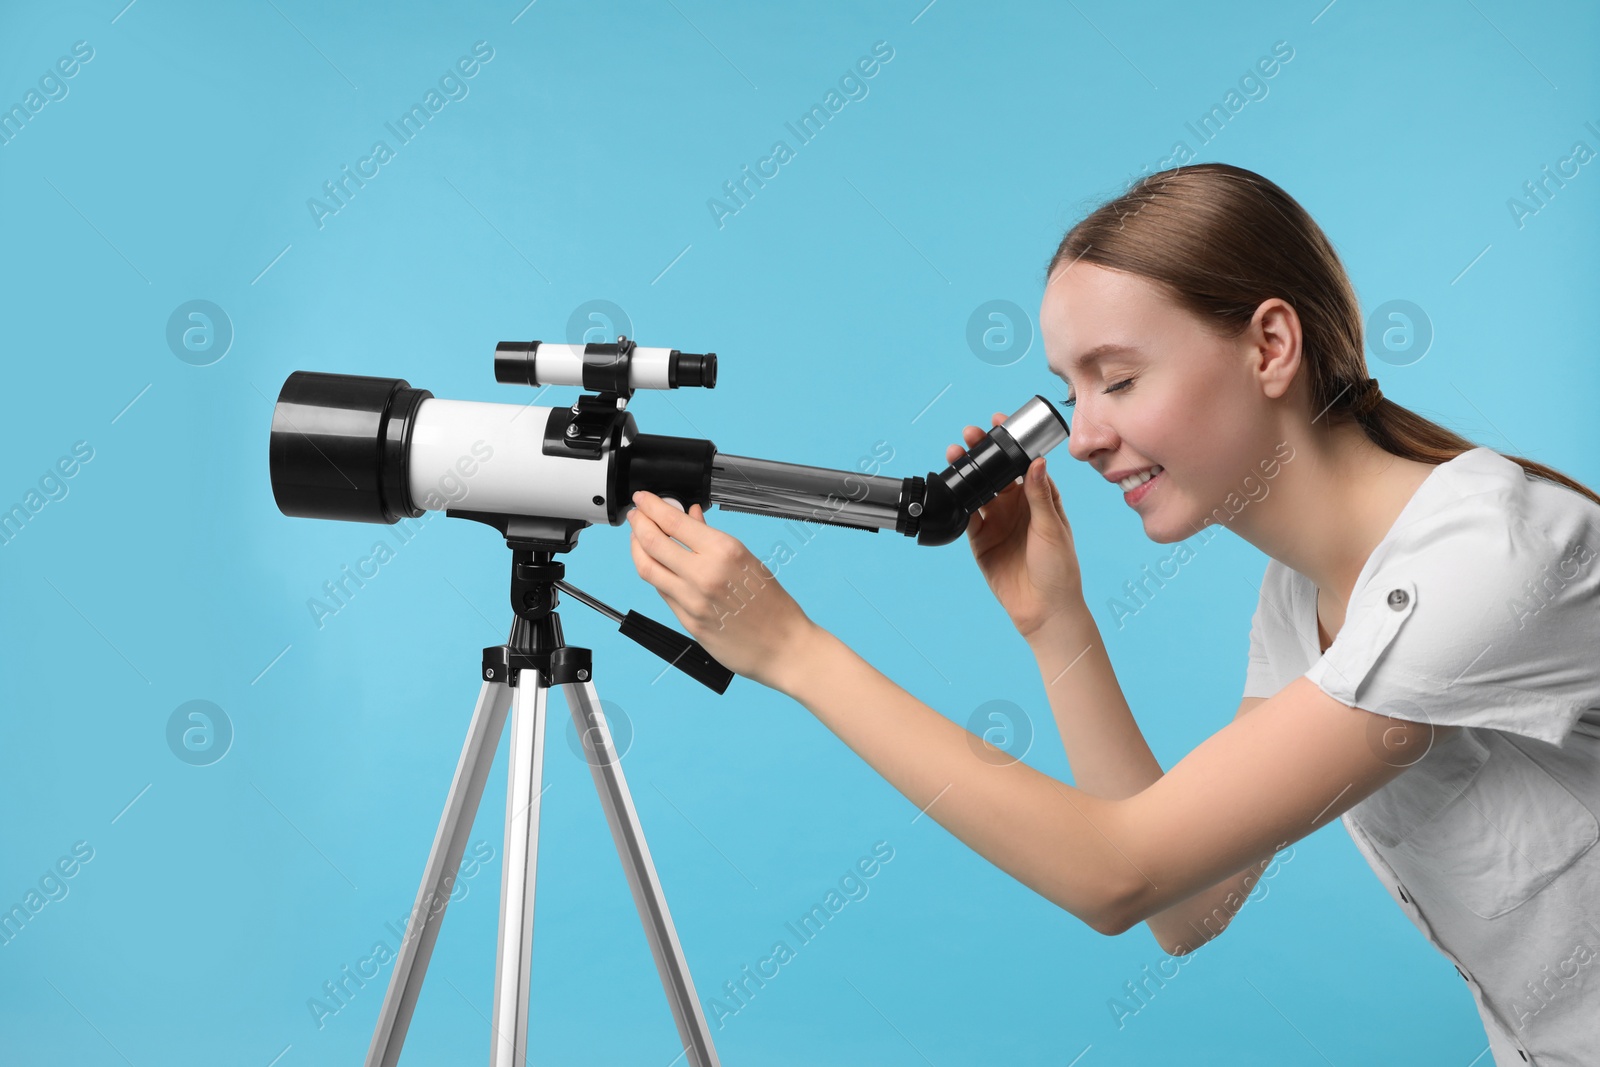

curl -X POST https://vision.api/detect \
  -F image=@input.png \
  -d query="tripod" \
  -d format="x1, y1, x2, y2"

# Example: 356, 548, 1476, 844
364, 512, 733, 1067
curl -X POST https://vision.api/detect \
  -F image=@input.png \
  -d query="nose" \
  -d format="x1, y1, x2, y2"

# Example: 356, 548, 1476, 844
1066, 403, 1116, 464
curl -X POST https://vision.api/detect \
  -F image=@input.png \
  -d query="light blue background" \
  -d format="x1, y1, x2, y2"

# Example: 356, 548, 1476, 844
2, 1, 1597, 1064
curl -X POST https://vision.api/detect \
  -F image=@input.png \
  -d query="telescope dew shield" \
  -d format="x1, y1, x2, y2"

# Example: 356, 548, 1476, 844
270, 371, 432, 524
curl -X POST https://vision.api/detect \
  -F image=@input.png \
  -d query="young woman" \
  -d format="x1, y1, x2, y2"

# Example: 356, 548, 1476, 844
626, 163, 1600, 1064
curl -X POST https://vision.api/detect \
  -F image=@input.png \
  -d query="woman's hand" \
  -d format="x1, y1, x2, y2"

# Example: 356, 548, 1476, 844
949, 413, 1085, 640
626, 490, 818, 691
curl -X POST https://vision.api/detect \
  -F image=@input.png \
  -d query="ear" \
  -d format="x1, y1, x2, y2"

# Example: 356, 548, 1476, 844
1249, 297, 1303, 401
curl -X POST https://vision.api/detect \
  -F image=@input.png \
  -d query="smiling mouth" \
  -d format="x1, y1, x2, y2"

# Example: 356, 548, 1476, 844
1122, 466, 1164, 505
1117, 465, 1163, 491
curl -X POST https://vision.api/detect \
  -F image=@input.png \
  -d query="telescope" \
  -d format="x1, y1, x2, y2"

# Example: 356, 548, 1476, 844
268, 335, 1069, 548
266, 337, 1070, 1067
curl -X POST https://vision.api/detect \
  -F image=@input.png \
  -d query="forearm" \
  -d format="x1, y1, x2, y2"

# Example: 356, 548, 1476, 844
1142, 853, 1278, 955
1025, 608, 1243, 953
1024, 606, 1165, 800
771, 625, 1133, 933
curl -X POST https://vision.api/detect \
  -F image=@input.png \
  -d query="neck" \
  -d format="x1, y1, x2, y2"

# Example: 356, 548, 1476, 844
1229, 423, 1437, 616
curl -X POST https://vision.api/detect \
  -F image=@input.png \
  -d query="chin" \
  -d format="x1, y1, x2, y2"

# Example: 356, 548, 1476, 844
1142, 520, 1188, 545
1140, 503, 1210, 544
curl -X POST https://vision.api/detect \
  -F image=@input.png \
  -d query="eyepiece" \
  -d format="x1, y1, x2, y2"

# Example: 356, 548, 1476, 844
493, 341, 538, 387
672, 352, 716, 389
914, 395, 1070, 545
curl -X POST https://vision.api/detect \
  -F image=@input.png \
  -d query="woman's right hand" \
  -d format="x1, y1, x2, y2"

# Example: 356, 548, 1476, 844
947, 413, 1086, 641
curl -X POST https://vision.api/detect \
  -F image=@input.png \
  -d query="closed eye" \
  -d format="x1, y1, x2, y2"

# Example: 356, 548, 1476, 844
1062, 377, 1135, 407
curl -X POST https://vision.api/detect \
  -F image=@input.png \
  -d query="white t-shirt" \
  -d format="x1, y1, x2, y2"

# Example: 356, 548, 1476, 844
1242, 446, 1600, 1066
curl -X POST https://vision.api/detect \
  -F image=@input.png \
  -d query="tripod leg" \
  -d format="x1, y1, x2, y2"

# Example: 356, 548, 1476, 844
564, 681, 721, 1067
366, 678, 513, 1067
490, 676, 548, 1067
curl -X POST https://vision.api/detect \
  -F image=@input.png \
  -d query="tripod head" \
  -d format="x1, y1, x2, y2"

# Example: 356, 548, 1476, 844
451, 510, 734, 694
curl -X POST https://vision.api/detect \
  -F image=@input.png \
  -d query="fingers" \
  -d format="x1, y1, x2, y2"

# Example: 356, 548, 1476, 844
1047, 467, 1070, 523
947, 422, 994, 464
628, 497, 718, 599
945, 413, 1011, 469
628, 521, 695, 604
632, 491, 716, 553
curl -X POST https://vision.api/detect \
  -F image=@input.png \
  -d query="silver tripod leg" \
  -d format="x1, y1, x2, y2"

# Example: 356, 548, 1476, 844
563, 679, 720, 1067
365, 678, 514, 1067
362, 668, 720, 1067
489, 676, 547, 1067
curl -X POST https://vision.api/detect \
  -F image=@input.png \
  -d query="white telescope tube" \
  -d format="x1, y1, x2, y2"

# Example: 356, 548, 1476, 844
405, 398, 613, 522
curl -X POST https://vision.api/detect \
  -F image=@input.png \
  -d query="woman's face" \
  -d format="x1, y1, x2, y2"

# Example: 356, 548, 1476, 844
1040, 261, 1275, 543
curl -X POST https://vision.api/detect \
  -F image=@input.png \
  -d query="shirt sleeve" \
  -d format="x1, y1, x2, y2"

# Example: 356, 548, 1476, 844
1242, 561, 1287, 700
1303, 491, 1600, 748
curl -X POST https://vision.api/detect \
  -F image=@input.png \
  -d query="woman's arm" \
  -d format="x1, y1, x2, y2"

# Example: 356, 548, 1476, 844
1113, 674, 1451, 927
772, 626, 1448, 937
1025, 611, 1283, 953
771, 624, 1135, 934
1024, 607, 1164, 797
626, 490, 1446, 937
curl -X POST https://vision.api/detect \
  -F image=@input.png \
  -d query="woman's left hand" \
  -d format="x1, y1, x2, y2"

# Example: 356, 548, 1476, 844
626, 490, 817, 690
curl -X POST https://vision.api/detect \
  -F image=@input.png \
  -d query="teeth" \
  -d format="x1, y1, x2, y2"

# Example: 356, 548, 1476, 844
1119, 465, 1163, 491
